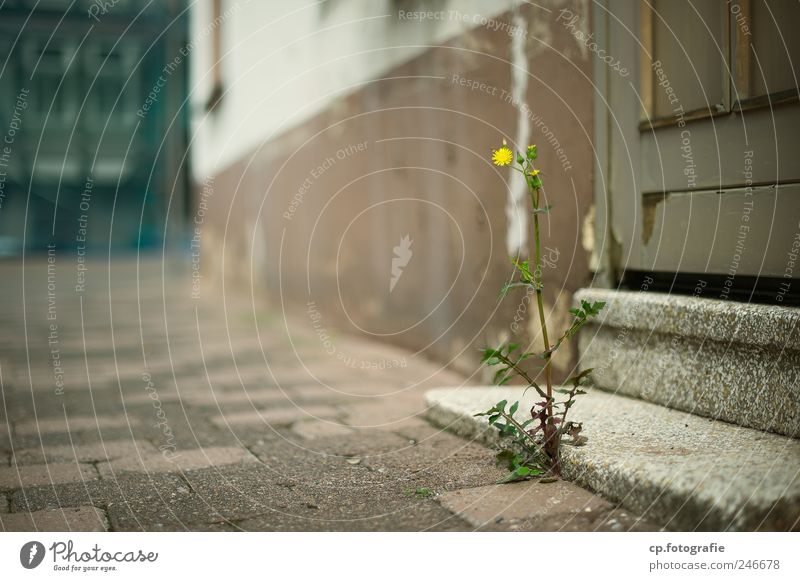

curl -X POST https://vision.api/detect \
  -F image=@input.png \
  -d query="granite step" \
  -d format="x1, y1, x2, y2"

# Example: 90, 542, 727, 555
425, 386, 800, 531
574, 288, 800, 437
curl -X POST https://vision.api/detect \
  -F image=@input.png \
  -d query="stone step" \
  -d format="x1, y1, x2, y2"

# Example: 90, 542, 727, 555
574, 288, 800, 437
425, 386, 800, 531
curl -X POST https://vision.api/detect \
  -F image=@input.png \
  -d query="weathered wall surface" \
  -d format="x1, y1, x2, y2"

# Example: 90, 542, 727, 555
191, 1, 595, 382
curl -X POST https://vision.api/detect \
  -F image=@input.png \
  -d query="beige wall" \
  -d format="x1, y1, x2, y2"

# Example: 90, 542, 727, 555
191, 0, 596, 382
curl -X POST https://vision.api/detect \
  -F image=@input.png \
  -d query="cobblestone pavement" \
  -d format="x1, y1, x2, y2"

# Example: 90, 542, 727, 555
0, 258, 656, 531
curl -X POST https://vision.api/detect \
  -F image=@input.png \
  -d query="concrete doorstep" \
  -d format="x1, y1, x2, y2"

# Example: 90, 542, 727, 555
425, 387, 800, 531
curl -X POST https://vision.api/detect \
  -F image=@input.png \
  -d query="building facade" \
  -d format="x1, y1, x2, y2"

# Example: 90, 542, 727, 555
0, 0, 189, 255
188, 0, 799, 382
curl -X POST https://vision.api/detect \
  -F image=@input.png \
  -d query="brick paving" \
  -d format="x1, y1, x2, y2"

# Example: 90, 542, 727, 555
0, 258, 655, 531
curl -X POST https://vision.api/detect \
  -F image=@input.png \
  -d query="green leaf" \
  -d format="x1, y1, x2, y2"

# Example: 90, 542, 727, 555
499, 281, 534, 297
590, 300, 606, 314
521, 382, 545, 398
567, 367, 594, 386
481, 348, 500, 362
498, 464, 542, 483
492, 368, 509, 385
492, 373, 508, 385
509, 401, 519, 415
510, 257, 534, 283
495, 450, 516, 469
409, 487, 434, 498
475, 402, 501, 417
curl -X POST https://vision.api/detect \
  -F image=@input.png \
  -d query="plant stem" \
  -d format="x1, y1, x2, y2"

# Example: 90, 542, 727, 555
529, 190, 552, 406
494, 353, 547, 400
529, 180, 558, 471
499, 410, 546, 458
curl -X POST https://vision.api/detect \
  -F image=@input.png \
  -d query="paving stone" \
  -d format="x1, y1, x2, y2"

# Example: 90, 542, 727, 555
8, 427, 150, 450
0, 463, 99, 491
10, 394, 149, 419
290, 426, 505, 490
212, 404, 339, 428
142, 520, 238, 532
591, 508, 662, 532
306, 381, 409, 396
182, 460, 470, 531
437, 479, 612, 528
0, 506, 108, 532
252, 428, 506, 498
162, 389, 296, 407
97, 446, 257, 475
106, 462, 398, 531
340, 400, 429, 431
291, 419, 354, 440
14, 440, 159, 465
247, 432, 413, 493
102, 473, 230, 531
181, 464, 314, 522
14, 416, 135, 436
8, 482, 97, 514
482, 507, 661, 532
163, 427, 271, 451
292, 385, 354, 401
362, 431, 508, 492
264, 368, 370, 388
283, 428, 411, 458
179, 386, 353, 408
6, 472, 202, 528
391, 418, 451, 443
233, 498, 470, 531
0, 260, 645, 532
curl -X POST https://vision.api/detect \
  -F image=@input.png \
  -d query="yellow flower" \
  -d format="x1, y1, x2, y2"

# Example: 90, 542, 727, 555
492, 140, 513, 166
528, 168, 540, 177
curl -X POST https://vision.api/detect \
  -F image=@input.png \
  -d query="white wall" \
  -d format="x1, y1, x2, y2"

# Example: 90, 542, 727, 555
189, 0, 516, 181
